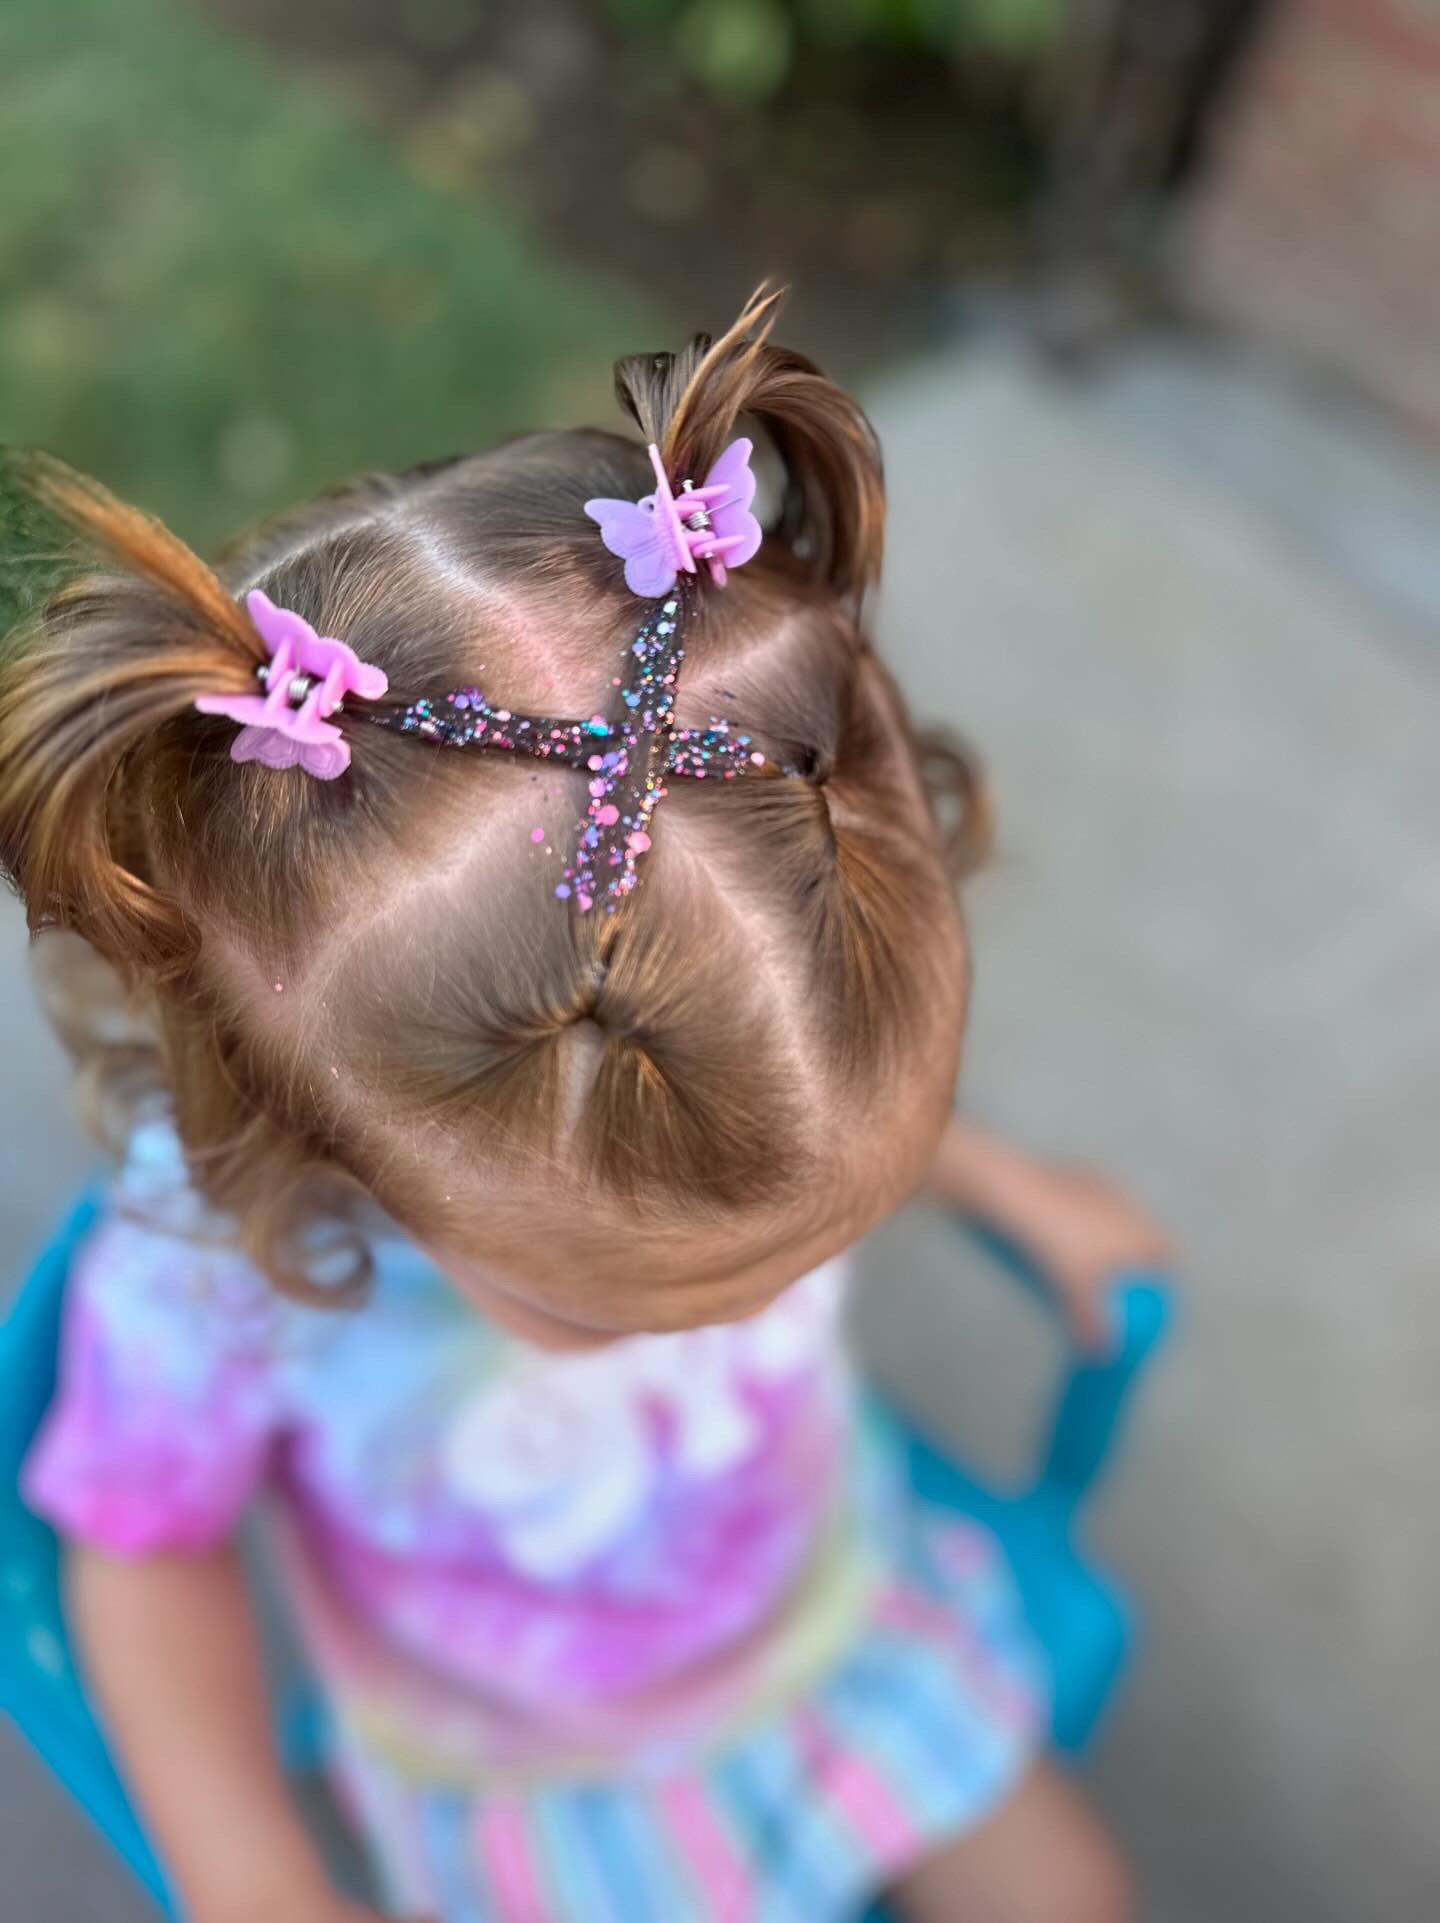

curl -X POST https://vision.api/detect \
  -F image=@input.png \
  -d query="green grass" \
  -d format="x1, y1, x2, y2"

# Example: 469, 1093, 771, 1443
0, 0, 649, 630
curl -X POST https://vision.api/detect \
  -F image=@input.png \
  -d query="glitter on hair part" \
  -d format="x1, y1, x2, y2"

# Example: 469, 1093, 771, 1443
368, 590, 787, 913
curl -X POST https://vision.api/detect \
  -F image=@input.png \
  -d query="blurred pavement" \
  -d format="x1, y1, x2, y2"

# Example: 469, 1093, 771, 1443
5, 339, 1440, 1920
862, 342, 1440, 1923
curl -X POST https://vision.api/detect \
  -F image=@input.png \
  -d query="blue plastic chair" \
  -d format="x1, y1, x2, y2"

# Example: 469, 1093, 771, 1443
886, 1225, 1172, 1755
1, 1198, 1171, 1918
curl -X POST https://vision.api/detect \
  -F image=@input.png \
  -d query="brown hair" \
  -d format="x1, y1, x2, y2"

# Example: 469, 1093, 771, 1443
0, 291, 987, 1303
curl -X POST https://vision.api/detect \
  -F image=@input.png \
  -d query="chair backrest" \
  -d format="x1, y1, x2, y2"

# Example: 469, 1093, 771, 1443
891, 1222, 1173, 1752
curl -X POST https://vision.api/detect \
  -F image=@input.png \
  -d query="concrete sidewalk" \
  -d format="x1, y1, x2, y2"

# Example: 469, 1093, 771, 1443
864, 347, 1440, 1923
4, 343, 1439, 1920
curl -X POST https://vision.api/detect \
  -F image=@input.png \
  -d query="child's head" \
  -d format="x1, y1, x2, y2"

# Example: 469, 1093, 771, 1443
0, 293, 985, 1346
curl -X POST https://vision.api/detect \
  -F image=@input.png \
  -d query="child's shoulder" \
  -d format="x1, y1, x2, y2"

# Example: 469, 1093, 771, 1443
108, 1103, 222, 1235
71, 1111, 299, 1373
83, 1105, 458, 1346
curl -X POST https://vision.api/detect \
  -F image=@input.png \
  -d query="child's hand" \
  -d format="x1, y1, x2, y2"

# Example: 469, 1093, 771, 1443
1001, 1162, 1171, 1349
927, 1120, 1171, 1349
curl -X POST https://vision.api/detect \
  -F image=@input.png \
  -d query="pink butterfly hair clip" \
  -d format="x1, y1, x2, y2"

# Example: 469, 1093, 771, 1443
195, 590, 389, 780
584, 438, 762, 598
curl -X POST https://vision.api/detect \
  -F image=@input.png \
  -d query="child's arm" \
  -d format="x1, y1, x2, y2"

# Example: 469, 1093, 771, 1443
926, 1117, 1171, 1346
67, 1543, 387, 1923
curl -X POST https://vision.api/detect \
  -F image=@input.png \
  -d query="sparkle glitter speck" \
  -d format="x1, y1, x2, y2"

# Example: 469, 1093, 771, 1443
530, 827, 545, 843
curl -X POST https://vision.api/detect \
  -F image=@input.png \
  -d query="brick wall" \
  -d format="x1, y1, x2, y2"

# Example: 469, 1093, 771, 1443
1182, 0, 1440, 431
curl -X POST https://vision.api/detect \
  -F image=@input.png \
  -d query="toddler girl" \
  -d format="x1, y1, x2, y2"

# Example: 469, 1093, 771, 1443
2, 292, 1160, 1922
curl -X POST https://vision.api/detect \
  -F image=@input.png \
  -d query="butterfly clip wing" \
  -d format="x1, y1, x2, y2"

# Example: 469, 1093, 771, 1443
583, 497, 684, 598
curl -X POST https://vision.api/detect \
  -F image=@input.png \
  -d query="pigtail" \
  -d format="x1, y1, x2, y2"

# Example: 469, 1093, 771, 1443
914, 727, 994, 882
613, 285, 885, 603
0, 452, 265, 973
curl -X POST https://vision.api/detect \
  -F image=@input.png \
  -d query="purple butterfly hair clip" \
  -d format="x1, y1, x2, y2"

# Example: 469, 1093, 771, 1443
584, 439, 762, 599
195, 590, 389, 779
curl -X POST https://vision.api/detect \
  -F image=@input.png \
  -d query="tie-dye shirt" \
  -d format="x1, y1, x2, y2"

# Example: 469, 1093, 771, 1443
24, 1113, 860, 1742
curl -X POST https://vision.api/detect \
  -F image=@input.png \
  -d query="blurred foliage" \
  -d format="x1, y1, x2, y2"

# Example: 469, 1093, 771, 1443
0, 463, 74, 642
167, 1, 1050, 423
0, 0, 647, 637
608, 0, 1062, 101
